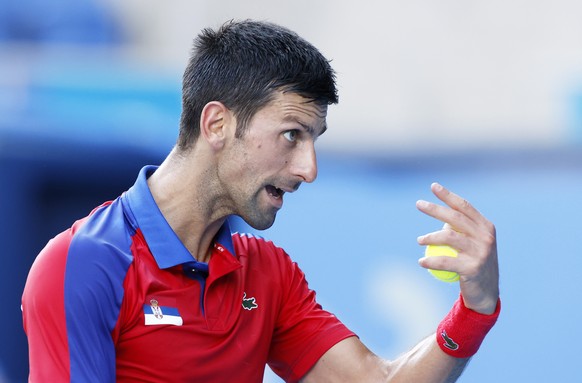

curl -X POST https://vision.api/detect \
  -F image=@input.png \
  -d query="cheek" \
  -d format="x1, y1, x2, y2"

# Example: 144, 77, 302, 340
245, 148, 273, 171
231, 138, 289, 177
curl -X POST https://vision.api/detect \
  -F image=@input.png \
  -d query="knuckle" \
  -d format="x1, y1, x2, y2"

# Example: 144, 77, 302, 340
430, 256, 451, 269
485, 221, 497, 235
451, 210, 465, 223
443, 230, 457, 241
484, 233, 497, 249
481, 222, 497, 246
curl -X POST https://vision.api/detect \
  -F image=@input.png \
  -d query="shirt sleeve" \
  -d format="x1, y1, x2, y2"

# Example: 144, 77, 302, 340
22, 204, 133, 382
267, 250, 356, 383
22, 230, 73, 381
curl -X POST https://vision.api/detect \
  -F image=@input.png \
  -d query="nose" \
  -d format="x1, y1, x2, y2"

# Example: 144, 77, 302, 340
293, 141, 318, 183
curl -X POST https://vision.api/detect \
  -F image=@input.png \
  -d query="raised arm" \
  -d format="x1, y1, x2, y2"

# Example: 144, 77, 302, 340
302, 183, 500, 383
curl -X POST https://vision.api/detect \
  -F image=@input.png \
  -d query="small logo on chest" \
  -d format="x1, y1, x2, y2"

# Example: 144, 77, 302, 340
242, 292, 258, 310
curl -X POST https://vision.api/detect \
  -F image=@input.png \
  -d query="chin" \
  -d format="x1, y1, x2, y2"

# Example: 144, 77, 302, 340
242, 212, 277, 231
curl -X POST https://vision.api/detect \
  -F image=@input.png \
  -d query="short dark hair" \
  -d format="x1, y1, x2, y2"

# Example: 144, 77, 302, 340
177, 19, 338, 149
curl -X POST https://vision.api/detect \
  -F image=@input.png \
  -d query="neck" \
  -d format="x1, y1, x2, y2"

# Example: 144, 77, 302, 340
147, 147, 228, 263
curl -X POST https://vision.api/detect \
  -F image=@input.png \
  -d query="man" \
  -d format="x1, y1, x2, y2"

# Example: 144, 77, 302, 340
22, 20, 500, 382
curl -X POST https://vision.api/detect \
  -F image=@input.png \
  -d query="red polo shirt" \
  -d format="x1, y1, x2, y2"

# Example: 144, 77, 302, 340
22, 165, 355, 382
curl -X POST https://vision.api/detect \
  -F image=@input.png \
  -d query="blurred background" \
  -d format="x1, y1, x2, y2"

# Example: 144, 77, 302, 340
1, 0, 581, 382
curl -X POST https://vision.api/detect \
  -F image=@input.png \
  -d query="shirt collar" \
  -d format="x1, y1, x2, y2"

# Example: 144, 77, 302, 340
122, 165, 236, 269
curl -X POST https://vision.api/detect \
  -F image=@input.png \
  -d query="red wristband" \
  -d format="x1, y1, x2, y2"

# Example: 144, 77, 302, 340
436, 294, 501, 358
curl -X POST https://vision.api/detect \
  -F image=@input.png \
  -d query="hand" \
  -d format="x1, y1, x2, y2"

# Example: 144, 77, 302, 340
416, 183, 499, 315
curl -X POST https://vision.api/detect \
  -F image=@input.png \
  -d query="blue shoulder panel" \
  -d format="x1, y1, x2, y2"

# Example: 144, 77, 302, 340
64, 198, 134, 382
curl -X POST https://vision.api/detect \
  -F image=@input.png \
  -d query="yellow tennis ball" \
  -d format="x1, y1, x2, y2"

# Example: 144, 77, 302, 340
425, 245, 459, 282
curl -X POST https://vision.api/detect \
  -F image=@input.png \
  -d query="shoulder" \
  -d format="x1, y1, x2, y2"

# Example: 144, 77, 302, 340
25, 199, 135, 306
231, 232, 307, 292
232, 232, 282, 253
66, 200, 133, 270
66, 199, 136, 289
232, 232, 294, 268
23, 198, 136, 338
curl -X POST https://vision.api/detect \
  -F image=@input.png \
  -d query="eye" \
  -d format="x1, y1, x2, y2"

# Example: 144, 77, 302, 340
283, 130, 298, 142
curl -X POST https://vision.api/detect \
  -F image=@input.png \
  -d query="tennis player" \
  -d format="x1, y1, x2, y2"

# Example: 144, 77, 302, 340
22, 19, 500, 382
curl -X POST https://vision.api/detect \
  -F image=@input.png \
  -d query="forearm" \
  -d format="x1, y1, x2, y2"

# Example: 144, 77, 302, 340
386, 294, 500, 382
301, 335, 468, 383
387, 335, 469, 383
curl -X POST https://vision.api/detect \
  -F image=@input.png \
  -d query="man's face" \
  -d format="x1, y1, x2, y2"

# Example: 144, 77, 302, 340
219, 91, 328, 230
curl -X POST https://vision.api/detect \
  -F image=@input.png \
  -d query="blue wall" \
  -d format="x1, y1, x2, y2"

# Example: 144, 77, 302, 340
258, 149, 582, 382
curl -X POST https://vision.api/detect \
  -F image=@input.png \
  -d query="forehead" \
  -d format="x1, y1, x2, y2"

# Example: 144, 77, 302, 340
260, 91, 328, 134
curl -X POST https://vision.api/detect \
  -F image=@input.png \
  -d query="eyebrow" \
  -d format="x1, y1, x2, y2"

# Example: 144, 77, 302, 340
288, 117, 327, 138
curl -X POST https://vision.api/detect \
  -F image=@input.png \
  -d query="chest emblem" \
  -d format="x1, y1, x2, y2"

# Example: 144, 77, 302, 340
143, 299, 183, 326
242, 292, 258, 311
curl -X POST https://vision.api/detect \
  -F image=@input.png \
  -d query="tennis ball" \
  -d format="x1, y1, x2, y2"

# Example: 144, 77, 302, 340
425, 245, 459, 282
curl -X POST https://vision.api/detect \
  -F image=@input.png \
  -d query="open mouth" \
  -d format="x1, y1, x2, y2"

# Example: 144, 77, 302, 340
265, 185, 284, 199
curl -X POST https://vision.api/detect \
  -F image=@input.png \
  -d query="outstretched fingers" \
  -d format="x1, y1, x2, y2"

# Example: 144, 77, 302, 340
416, 183, 500, 315
417, 183, 495, 239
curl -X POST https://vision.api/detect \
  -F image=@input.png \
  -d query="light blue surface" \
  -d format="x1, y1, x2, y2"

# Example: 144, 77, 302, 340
250, 152, 582, 382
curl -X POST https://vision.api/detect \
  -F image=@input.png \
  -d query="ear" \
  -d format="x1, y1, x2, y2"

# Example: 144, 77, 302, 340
199, 101, 234, 150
